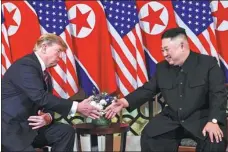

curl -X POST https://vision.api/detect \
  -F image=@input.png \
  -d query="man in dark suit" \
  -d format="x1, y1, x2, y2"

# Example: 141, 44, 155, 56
105, 28, 227, 152
2, 33, 100, 151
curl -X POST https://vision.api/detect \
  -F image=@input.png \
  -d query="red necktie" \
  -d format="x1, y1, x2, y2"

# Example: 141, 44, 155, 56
43, 70, 49, 86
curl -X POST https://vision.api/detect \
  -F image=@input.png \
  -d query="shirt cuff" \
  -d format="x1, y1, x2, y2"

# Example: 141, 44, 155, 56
45, 113, 53, 125
69, 101, 78, 117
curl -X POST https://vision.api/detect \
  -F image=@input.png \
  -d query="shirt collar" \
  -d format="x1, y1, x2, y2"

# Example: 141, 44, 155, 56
34, 51, 46, 72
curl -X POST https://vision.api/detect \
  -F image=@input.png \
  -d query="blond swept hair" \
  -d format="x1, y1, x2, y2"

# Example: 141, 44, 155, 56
33, 33, 67, 51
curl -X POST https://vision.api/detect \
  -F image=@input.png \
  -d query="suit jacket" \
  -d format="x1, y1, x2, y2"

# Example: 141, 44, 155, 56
126, 51, 227, 140
2, 53, 73, 151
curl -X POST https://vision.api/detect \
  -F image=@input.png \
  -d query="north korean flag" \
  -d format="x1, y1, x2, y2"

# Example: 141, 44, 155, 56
136, 1, 177, 77
2, 1, 40, 62
211, 1, 228, 81
66, 1, 117, 95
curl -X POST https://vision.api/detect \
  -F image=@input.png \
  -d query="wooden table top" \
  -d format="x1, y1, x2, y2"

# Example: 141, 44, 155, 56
73, 123, 129, 135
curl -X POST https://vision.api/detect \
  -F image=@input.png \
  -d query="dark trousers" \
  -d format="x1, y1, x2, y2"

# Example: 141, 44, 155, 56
141, 126, 227, 152
3, 123, 75, 152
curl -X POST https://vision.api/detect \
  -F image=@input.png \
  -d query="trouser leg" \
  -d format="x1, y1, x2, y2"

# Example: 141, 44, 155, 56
2, 145, 35, 152
141, 128, 182, 152
33, 123, 75, 152
196, 136, 227, 152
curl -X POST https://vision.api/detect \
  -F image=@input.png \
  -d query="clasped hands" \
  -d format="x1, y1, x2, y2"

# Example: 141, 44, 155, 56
104, 99, 125, 119
77, 96, 126, 120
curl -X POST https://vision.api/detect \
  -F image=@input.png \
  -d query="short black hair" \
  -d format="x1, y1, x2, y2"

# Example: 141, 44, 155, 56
161, 27, 187, 39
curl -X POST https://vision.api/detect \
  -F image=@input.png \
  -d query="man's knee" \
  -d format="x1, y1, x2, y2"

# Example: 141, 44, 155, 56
59, 123, 75, 137
197, 137, 227, 152
52, 123, 75, 140
140, 133, 179, 152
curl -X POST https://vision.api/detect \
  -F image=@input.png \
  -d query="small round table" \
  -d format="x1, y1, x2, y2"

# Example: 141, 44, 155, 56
73, 123, 129, 152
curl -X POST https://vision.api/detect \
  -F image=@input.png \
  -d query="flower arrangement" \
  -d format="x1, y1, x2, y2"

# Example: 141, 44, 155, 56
89, 89, 117, 126
90, 91, 117, 116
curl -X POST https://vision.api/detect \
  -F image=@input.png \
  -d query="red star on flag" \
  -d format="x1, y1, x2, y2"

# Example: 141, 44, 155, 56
212, 1, 228, 28
70, 6, 92, 35
140, 5, 165, 33
3, 6, 18, 30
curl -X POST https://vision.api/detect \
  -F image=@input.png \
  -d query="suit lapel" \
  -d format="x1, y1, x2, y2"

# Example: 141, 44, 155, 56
28, 53, 50, 91
29, 53, 43, 77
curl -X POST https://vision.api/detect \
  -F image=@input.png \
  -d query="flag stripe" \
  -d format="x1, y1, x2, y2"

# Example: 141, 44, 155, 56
108, 21, 137, 69
197, 33, 211, 55
115, 66, 136, 93
115, 73, 129, 96
103, 1, 148, 96
204, 25, 219, 60
2, 65, 6, 76
1, 42, 11, 69
62, 29, 78, 95
74, 55, 100, 91
111, 46, 137, 89
174, 12, 209, 55
1, 21, 12, 71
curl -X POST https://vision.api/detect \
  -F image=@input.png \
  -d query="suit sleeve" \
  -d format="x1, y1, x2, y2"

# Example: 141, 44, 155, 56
208, 58, 227, 125
125, 66, 160, 112
10, 61, 73, 118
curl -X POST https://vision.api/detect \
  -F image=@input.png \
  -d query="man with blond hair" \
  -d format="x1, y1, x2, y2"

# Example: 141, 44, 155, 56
2, 33, 100, 151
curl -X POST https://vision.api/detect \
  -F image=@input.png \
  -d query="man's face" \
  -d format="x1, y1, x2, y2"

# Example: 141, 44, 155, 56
45, 43, 64, 67
161, 38, 182, 66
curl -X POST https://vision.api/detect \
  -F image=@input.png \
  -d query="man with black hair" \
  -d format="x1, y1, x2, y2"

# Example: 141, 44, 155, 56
105, 27, 227, 152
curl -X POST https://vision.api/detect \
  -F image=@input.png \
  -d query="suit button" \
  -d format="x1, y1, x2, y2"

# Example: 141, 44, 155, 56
181, 120, 184, 123
180, 95, 183, 97
181, 69, 183, 72
180, 82, 183, 85
179, 108, 182, 110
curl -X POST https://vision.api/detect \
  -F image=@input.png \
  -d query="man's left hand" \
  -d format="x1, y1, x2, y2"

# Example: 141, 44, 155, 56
202, 122, 224, 143
27, 110, 52, 130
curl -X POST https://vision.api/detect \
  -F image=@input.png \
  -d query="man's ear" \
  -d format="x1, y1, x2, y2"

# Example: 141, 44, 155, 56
180, 42, 184, 49
41, 44, 47, 54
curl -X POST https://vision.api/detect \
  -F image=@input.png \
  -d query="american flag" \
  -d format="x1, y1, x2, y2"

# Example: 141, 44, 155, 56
101, 0, 148, 97
172, 0, 219, 61
1, 10, 12, 77
28, 1, 79, 98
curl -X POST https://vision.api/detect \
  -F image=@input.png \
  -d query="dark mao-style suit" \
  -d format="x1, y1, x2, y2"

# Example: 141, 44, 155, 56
2, 53, 75, 151
125, 51, 227, 151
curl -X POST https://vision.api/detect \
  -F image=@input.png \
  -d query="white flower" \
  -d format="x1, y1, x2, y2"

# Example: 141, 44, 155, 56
100, 111, 105, 116
96, 104, 103, 110
100, 99, 107, 106
90, 101, 96, 107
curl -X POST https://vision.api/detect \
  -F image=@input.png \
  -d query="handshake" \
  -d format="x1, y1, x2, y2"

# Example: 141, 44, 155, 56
76, 92, 129, 120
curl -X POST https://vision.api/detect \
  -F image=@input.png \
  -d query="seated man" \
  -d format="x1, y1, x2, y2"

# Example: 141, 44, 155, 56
105, 27, 227, 152
2, 33, 101, 152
